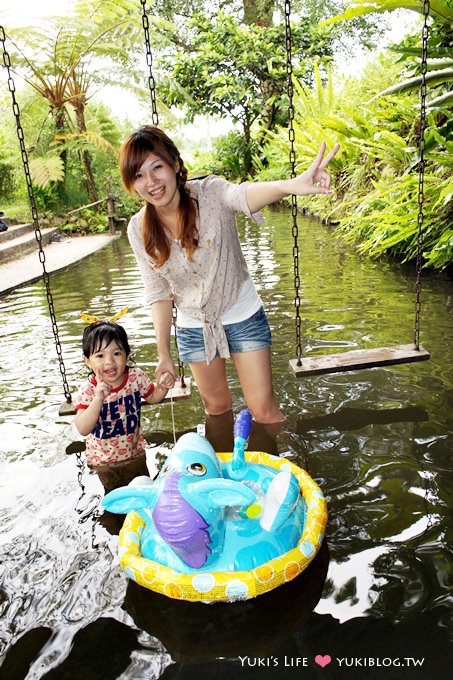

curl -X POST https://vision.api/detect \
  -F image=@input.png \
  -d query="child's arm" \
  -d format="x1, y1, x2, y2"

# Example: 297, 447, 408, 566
145, 371, 175, 405
75, 376, 110, 436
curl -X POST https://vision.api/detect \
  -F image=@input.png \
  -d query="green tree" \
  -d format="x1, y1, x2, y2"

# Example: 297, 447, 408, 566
151, 0, 386, 46
159, 11, 334, 175
5, 1, 142, 203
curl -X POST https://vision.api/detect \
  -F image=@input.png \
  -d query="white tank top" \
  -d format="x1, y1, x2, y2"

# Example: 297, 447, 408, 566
176, 277, 262, 328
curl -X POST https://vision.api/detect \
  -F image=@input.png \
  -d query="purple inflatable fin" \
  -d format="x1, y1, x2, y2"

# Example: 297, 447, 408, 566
152, 471, 211, 569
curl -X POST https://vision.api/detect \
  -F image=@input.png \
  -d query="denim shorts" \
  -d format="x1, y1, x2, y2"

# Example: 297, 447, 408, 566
176, 307, 272, 363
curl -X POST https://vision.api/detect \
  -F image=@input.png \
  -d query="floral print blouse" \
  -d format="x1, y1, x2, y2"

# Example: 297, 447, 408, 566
127, 175, 264, 364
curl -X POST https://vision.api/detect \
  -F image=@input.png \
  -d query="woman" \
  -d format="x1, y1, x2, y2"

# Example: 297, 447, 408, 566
120, 126, 339, 427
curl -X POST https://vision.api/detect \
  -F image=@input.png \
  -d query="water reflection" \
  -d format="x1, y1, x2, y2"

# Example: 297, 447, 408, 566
0, 208, 452, 677
123, 542, 329, 664
295, 405, 429, 433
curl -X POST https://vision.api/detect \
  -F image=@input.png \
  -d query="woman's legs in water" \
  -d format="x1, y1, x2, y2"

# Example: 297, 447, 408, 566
189, 356, 232, 415
231, 347, 285, 428
189, 347, 284, 428
204, 410, 234, 452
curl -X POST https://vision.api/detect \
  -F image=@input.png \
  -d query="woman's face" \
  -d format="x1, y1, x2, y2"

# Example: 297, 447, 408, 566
133, 151, 180, 212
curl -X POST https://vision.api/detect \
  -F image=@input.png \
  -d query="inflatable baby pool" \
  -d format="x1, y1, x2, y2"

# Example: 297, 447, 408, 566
103, 410, 327, 602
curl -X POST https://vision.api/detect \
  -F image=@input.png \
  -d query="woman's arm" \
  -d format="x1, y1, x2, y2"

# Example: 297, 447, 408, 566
245, 142, 340, 214
151, 299, 177, 381
127, 213, 173, 307
145, 371, 176, 404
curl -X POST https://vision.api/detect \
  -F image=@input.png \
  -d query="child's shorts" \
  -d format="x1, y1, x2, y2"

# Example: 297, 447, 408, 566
176, 306, 272, 364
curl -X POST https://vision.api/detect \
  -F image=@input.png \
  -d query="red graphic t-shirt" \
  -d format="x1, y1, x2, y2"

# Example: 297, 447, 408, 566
74, 366, 154, 466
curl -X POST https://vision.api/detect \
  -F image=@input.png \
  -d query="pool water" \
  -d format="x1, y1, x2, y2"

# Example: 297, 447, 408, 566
0, 207, 452, 678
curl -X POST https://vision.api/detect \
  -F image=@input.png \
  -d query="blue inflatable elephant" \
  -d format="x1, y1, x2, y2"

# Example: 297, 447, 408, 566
102, 410, 303, 573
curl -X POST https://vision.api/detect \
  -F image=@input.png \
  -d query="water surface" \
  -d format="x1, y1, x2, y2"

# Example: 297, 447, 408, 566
0, 207, 452, 678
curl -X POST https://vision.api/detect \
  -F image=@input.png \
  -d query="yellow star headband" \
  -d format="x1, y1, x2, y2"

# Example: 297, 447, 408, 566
80, 307, 129, 324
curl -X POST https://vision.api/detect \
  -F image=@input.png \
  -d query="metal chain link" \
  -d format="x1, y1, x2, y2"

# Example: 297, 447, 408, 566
139, 2, 185, 383
284, 1, 303, 365
1, 26, 72, 402
140, 0, 159, 125
414, 1, 430, 350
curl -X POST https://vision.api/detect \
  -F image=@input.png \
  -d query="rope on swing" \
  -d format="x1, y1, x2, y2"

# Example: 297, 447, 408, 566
287, 0, 431, 377
1, 26, 72, 406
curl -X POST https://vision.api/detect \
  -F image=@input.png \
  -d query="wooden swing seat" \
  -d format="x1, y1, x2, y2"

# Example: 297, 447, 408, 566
289, 344, 430, 377
58, 377, 192, 416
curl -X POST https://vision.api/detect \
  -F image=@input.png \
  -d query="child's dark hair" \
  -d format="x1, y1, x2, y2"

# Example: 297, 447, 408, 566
82, 321, 131, 358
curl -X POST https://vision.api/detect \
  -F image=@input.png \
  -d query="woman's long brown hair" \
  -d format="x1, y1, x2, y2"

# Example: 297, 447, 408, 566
119, 126, 198, 266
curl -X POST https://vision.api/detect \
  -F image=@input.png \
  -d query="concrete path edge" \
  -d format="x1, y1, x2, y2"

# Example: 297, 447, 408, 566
0, 232, 122, 297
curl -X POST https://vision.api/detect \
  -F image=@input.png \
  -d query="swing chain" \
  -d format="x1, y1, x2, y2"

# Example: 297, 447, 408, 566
140, 0, 159, 126
414, 0, 430, 351
1, 27, 72, 402
284, 0, 302, 365
139, 2, 185, 385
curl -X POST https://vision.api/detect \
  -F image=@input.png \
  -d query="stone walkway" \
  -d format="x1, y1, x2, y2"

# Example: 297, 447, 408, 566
0, 232, 121, 296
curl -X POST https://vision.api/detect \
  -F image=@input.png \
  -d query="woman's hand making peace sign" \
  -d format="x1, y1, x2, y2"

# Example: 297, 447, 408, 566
286, 141, 340, 196
244, 141, 340, 213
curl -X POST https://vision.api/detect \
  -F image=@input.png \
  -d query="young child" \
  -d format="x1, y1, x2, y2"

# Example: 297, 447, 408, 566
74, 319, 175, 492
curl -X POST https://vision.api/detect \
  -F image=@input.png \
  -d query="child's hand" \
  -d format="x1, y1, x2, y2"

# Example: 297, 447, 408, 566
94, 372, 111, 400
158, 371, 176, 390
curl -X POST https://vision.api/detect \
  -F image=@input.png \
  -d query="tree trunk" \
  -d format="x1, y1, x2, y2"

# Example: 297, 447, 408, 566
82, 147, 99, 203
53, 108, 68, 202
73, 102, 99, 203
243, 0, 274, 26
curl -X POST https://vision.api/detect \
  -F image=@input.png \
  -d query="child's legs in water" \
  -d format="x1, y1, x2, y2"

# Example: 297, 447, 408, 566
91, 454, 149, 494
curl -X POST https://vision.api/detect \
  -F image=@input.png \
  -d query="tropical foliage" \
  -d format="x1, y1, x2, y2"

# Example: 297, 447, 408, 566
258, 50, 452, 269
1, 0, 143, 209
314, 0, 452, 268
323, 0, 453, 24
323, 0, 453, 108
0, 0, 451, 267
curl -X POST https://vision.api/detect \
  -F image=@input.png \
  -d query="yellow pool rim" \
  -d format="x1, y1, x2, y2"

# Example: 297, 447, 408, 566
117, 451, 327, 602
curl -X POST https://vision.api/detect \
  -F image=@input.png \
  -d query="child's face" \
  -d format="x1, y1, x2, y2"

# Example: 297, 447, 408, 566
84, 339, 129, 388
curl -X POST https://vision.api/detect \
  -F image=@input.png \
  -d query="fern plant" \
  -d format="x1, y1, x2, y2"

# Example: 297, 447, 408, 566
258, 55, 452, 268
